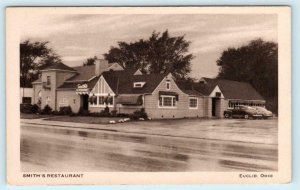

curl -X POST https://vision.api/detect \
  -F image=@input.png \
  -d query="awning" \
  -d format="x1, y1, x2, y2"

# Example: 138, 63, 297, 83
76, 83, 90, 95
116, 95, 143, 105
158, 91, 179, 100
228, 99, 266, 104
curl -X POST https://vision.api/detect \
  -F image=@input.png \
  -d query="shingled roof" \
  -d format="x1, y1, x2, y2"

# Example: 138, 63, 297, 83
102, 70, 167, 94
57, 76, 100, 90
66, 65, 96, 81
41, 62, 77, 72
194, 78, 264, 100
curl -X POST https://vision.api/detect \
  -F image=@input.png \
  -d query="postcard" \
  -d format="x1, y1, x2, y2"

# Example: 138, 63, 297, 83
6, 6, 291, 185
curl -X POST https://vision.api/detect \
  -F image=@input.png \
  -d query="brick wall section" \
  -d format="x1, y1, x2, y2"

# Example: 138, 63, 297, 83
213, 98, 228, 118
144, 74, 204, 119
33, 70, 76, 111
40, 71, 56, 110
56, 71, 76, 88
203, 97, 212, 118
219, 99, 228, 118
57, 90, 81, 113
32, 84, 42, 104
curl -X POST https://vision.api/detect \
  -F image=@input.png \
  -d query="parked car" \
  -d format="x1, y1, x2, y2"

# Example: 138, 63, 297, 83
224, 105, 263, 119
254, 107, 273, 119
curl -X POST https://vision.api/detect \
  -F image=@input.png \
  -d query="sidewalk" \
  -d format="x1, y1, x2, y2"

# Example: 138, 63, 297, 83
21, 117, 278, 145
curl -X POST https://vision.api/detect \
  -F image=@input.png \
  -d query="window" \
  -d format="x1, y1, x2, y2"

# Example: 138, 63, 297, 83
89, 95, 114, 107
89, 95, 97, 106
46, 76, 51, 86
158, 96, 176, 108
163, 97, 172, 106
134, 82, 145, 88
107, 96, 113, 105
59, 98, 69, 107
215, 92, 221, 97
98, 96, 105, 105
189, 98, 198, 109
166, 82, 170, 90
22, 97, 32, 104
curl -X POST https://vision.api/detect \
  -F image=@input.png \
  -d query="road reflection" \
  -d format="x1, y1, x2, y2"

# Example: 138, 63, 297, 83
21, 123, 277, 172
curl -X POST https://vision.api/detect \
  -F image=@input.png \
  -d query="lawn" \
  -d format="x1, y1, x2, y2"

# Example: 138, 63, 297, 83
21, 113, 56, 119
45, 116, 124, 124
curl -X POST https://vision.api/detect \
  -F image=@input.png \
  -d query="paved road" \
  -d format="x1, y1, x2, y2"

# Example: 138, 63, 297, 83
21, 119, 278, 172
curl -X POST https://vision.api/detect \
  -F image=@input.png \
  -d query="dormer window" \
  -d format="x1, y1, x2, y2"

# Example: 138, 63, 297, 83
199, 78, 207, 84
215, 92, 221, 97
166, 81, 170, 90
134, 82, 145, 88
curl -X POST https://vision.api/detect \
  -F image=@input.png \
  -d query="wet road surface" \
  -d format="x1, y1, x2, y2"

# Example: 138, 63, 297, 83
21, 119, 278, 172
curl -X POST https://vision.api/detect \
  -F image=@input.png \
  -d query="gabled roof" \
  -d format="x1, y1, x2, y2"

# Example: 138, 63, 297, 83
66, 65, 96, 81
41, 62, 77, 72
65, 63, 123, 82
102, 69, 167, 94
175, 82, 204, 96
194, 78, 264, 100
57, 76, 100, 89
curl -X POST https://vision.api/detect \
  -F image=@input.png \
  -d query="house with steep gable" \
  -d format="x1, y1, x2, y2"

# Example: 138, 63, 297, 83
32, 60, 265, 119
32, 60, 207, 118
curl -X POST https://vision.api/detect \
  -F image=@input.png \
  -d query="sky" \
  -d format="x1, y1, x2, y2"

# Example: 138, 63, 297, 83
20, 13, 277, 79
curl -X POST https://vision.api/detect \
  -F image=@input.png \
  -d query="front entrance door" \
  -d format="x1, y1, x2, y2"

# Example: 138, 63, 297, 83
212, 98, 216, 116
82, 95, 89, 111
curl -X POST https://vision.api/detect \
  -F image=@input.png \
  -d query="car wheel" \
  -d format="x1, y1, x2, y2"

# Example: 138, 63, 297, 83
224, 113, 230, 118
244, 114, 249, 119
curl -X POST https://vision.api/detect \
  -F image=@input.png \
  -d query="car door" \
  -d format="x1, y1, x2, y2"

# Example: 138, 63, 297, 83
231, 108, 240, 118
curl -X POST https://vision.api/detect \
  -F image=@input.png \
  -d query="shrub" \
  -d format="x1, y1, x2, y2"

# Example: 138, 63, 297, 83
52, 111, 60, 115
104, 106, 110, 114
99, 109, 111, 117
111, 110, 118, 117
41, 105, 53, 114
70, 113, 77, 117
130, 108, 148, 120
20, 104, 32, 114
59, 106, 73, 115
78, 107, 90, 116
31, 104, 40, 114
116, 113, 130, 117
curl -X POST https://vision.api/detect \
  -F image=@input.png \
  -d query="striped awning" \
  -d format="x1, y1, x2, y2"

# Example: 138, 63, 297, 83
116, 95, 143, 105
228, 99, 266, 104
158, 91, 179, 100
76, 83, 90, 95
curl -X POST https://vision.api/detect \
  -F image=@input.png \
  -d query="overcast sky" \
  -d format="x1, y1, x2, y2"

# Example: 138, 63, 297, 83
20, 14, 277, 78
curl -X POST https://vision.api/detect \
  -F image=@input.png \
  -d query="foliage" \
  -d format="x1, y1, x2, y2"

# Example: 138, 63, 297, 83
104, 30, 194, 79
216, 38, 278, 113
59, 106, 73, 115
20, 103, 40, 114
78, 107, 90, 116
20, 104, 33, 114
103, 106, 110, 117
83, 56, 98, 66
111, 110, 118, 117
31, 104, 40, 114
131, 108, 148, 120
39, 105, 53, 115
20, 40, 62, 87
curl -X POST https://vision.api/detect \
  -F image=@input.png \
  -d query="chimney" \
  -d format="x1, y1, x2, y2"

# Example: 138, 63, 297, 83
95, 59, 109, 76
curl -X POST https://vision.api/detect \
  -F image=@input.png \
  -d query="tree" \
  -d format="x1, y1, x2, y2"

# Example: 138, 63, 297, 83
20, 40, 61, 87
83, 56, 98, 66
104, 30, 194, 79
216, 38, 278, 112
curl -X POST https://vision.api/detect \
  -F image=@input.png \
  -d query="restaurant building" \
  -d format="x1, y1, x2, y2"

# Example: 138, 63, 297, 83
32, 60, 265, 118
